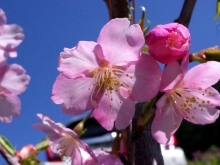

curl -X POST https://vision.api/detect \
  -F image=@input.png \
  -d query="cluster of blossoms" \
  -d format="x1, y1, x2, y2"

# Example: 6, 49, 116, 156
1, 5, 219, 165
34, 18, 220, 164
145, 23, 220, 144
0, 9, 30, 123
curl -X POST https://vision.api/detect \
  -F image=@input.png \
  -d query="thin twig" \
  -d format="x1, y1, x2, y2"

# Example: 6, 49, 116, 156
103, 0, 130, 19
174, 0, 197, 27
0, 145, 20, 165
103, 0, 112, 19
132, 0, 136, 24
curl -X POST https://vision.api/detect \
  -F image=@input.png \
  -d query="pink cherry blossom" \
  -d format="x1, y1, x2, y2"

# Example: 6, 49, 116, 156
33, 114, 96, 165
152, 56, 220, 144
0, 63, 30, 123
0, 9, 24, 63
146, 23, 190, 64
52, 18, 162, 130
84, 148, 123, 165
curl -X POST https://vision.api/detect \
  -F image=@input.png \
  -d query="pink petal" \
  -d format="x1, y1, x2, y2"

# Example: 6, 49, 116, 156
1, 64, 30, 95
177, 87, 220, 124
97, 18, 144, 66
52, 74, 93, 115
64, 128, 97, 162
146, 25, 170, 44
183, 61, 220, 88
124, 55, 162, 102
33, 123, 59, 138
181, 54, 189, 72
0, 93, 20, 123
185, 107, 219, 124
36, 113, 50, 121
161, 23, 179, 31
160, 61, 183, 92
81, 143, 97, 163
115, 98, 135, 130
0, 24, 24, 56
71, 147, 82, 165
152, 94, 183, 144
0, 9, 6, 27
92, 90, 123, 130
58, 41, 104, 79
0, 52, 7, 65
84, 149, 123, 165
33, 114, 62, 139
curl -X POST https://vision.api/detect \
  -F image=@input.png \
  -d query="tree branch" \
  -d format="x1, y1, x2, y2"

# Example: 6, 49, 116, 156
132, 103, 164, 165
174, 0, 197, 27
103, 0, 130, 19
0, 145, 20, 165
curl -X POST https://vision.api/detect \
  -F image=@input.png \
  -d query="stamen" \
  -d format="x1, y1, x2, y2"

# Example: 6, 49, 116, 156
88, 64, 135, 109
170, 87, 212, 120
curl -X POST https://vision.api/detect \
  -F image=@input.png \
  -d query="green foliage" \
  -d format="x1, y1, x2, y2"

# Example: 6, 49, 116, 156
214, 0, 220, 21
21, 157, 40, 165
188, 146, 220, 165
0, 135, 15, 155
175, 117, 220, 159
35, 137, 49, 151
205, 48, 220, 62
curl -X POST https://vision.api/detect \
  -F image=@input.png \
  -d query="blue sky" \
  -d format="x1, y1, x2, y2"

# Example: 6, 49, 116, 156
0, 0, 219, 162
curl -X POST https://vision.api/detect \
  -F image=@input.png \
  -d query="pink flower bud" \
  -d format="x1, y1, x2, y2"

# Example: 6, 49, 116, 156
15, 144, 37, 161
145, 23, 190, 64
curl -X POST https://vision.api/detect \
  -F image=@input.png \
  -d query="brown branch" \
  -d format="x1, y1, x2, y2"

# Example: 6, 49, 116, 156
103, 0, 113, 20
132, 0, 136, 24
174, 0, 197, 27
131, 103, 164, 165
103, 0, 130, 19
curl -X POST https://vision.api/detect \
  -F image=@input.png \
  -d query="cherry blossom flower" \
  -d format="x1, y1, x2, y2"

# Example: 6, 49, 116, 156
146, 23, 190, 64
0, 63, 30, 123
152, 56, 220, 144
52, 18, 162, 130
84, 148, 123, 165
33, 114, 96, 165
0, 9, 24, 63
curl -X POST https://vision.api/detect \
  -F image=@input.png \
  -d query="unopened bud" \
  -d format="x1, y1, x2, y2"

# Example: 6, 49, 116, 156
190, 46, 220, 63
15, 144, 37, 161
146, 23, 190, 64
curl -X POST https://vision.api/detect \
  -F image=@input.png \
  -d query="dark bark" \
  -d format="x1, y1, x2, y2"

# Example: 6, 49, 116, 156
174, 0, 197, 27
103, 0, 130, 19
132, 103, 164, 165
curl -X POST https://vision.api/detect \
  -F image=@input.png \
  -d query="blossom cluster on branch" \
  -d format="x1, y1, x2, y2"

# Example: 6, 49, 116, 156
0, 9, 30, 123
1, 7, 220, 165
36, 18, 220, 164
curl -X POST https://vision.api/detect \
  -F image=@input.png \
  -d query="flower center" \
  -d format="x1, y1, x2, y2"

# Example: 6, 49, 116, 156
94, 68, 121, 90
89, 65, 132, 107
89, 67, 122, 104
52, 134, 78, 157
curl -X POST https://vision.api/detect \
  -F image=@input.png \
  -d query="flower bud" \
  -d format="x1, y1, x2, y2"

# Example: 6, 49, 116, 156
15, 144, 37, 161
145, 23, 190, 64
